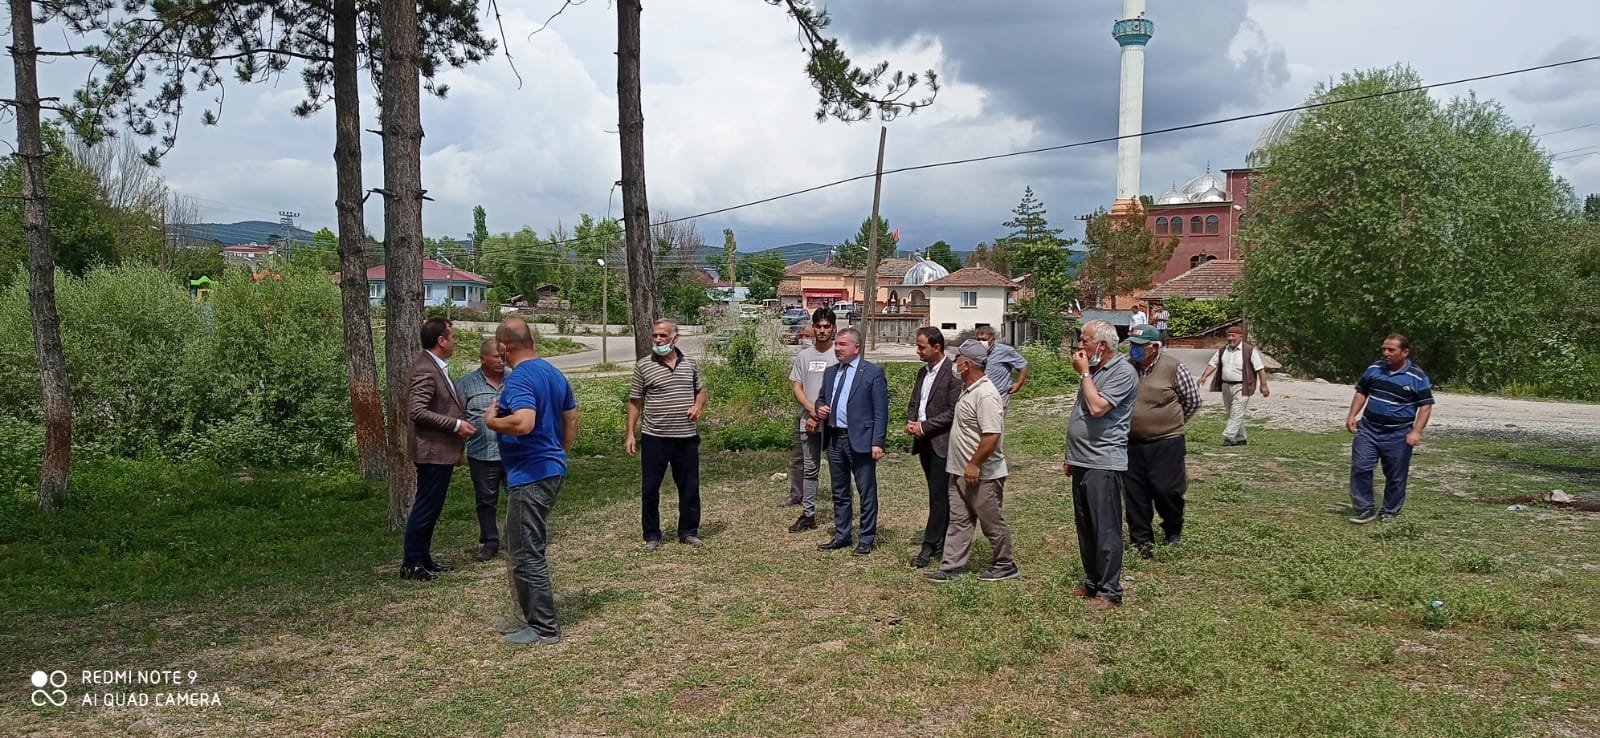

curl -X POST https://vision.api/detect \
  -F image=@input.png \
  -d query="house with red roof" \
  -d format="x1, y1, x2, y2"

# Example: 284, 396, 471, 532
925, 267, 1020, 335
366, 257, 492, 310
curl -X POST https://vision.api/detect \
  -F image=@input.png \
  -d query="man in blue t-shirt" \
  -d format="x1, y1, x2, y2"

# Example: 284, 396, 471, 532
1345, 333, 1434, 524
486, 317, 579, 646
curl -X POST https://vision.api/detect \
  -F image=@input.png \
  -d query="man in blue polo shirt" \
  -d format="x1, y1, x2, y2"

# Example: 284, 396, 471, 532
486, 317, 579, 646
1345, 333, 1434, 523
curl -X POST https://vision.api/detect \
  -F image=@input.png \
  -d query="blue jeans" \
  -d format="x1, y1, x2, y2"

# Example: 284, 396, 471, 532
826, 434, 879, 545
1350, 422, 1414, 516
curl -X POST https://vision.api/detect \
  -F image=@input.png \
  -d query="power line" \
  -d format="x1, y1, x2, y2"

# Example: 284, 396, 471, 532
529, 53, 1600, 249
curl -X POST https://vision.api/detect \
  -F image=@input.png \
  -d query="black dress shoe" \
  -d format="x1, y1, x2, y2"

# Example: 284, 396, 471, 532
910, 545, 937, 569
423, 560, 454, 573
852, 543, 874, 557
400, 565, 438, 581
474, 545, 499, 562
817, 538, 853, 551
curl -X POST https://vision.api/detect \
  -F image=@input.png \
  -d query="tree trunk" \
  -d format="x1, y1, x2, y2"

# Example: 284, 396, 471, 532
10, 0, 71, 511
333, 0, 387, 481
380, 0, 425, 530
617, 0, 658, 360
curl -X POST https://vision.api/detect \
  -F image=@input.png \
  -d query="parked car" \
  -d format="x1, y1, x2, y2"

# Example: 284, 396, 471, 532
781, 307, 811, 325
737, 305, 761, 321
784, 323, 806, 344
708, 328, 740, 350
832, 301, 859, 319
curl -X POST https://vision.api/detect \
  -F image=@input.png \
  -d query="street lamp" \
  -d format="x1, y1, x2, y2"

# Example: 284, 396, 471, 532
596, 258, 607, 366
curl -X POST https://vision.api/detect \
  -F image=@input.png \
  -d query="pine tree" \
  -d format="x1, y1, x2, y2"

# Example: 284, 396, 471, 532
1001, 186, 1064, 246
835, 216, 896, 270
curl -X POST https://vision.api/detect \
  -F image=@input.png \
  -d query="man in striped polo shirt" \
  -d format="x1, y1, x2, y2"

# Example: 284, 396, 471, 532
625, 320, 708, 548
1345, 333, 1434, 523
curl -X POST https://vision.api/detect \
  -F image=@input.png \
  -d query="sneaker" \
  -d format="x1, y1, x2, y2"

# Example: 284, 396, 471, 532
924, 569, 962, 583
1163, 534, 1181, 547
493, 616, 526, 635
643, 539, 662, 550
503, 627, 561, 646
977, 564, 1020, 581
1349, 509, 1378, 524
787, 514, 817, 533
1379, 513, 1397, 523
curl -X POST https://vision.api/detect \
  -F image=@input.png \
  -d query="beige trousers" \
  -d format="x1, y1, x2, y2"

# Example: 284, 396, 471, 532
1221, 382, 1250, 443
939, 476, 1013, 572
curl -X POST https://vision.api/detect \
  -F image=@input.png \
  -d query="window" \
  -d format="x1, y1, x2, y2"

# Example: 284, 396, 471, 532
1155, 217, 1168, 235
369, 283, 383, 298
1205, 215, 1219, 234
941, 323, 957, 331
959, 291, 978, 308
1190, 254, 1206, 269
1190, 216, 1203, 233
1170, 217, 1183, 234
450, 285, 467, 302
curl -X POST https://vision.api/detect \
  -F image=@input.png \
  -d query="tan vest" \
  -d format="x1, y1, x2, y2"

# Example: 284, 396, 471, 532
1131, 353, 1186, 442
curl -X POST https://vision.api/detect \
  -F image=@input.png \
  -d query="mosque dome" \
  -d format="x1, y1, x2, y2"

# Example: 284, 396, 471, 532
1156, 188, 1188, 205
902, 253, 950, 286
1198, 186, 1228, 203
1179, 171, 1227, 198
1246, 108, 1303, 168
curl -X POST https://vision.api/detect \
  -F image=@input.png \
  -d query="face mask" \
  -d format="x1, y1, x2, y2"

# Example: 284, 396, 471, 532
1087, 344, 1103, 368
651, 343, 673, 356
1128, 345, 1146, 363
951, 360, 964, 378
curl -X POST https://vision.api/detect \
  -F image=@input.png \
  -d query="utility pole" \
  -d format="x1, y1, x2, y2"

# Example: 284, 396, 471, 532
598, 258, 609, 366
863, 126, 887, 354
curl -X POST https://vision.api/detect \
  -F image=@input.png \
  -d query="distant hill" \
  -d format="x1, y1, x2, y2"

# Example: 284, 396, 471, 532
178, 220, 319, 246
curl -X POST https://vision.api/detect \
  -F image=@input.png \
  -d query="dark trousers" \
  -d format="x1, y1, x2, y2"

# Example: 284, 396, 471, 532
507, 475, 563, 637
403, 463, 454, 568
1071, 467, 1125, 601
826, 433, 879, 545
787, 428, 805, 504
640, 434, 701, 541
468, 458, 506, 546
917, 446, 950, 550
1350, 423, 1414, 516
1124, 435, 1187, 545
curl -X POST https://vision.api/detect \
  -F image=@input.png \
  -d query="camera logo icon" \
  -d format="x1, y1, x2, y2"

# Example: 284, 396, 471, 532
31, 671, 67, 707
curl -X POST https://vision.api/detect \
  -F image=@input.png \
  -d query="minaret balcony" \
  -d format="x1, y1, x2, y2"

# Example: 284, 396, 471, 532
1112, 18, 1153, 47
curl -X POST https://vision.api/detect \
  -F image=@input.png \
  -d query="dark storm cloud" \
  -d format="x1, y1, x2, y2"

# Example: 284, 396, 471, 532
825, 1, 1290, 153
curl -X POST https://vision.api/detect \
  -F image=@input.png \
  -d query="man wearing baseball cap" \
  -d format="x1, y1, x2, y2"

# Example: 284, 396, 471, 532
925, 339, 1017, 582
1123, 324, 1200, 559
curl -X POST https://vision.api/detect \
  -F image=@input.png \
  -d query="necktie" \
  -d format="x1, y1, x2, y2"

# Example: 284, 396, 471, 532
832, 363, 851, 425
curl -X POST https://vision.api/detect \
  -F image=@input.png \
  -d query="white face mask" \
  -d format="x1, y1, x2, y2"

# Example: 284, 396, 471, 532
651, 343, 673, 356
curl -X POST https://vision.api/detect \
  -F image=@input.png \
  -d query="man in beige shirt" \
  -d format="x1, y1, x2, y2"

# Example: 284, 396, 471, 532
925, 340, 1017, 583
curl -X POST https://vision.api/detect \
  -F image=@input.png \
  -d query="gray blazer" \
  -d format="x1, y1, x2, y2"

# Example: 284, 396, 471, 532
906, 358, 964, 459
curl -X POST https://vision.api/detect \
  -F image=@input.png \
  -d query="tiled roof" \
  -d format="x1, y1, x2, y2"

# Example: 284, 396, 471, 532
786, 258, 850, 275
926, 267, 1018, 289
872, 257, 916, 279
1140, 259, 1244, 300
367, 257, 492, 286
778, 279, 803, 296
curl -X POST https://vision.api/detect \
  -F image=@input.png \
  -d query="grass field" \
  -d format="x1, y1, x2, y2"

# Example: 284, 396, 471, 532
2, 388, 1596, 737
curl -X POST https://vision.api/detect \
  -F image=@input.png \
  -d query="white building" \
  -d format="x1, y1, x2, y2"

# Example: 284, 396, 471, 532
926, 267, 1018, 336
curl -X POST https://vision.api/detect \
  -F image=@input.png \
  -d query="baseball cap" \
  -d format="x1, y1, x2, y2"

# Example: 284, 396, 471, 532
953, 339, 990, 367
1125, 324, 1161, 344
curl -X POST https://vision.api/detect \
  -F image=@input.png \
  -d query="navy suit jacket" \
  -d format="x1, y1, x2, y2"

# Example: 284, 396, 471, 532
815, 358, 889, 455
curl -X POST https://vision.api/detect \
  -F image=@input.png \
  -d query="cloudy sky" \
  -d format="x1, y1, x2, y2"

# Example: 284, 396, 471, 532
9, 0, 1600, 259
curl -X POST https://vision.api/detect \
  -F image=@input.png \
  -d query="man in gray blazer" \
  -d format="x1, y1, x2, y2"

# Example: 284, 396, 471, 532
812, 328, 889, 556
401, 317, 477, 581
905, 326, 963, 569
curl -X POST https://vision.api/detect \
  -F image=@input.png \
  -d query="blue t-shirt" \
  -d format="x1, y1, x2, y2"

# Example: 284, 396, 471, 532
497, 358, 578, 486
1355, 359, 1434, 433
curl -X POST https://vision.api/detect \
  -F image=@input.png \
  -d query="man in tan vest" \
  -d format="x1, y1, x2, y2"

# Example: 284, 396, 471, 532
1198, 324, 1270, 446
1124, 325, 1201, 559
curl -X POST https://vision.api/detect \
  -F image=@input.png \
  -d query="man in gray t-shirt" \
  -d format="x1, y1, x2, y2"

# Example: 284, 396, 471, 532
1064, 319, 1139, 609
783, 308, 839, 530
974, 325, 1028, 407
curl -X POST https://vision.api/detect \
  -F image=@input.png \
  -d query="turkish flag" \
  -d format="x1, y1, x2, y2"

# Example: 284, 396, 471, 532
891, 229, 900, 241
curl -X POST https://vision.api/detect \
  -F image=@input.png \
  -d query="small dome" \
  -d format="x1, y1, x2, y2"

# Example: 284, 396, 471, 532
1198, 186, 1228, 203
1179, 171, 1226, 197
902, 253, 950, 286
1247, 108, 1303, 168
1156, 188, 1188, 205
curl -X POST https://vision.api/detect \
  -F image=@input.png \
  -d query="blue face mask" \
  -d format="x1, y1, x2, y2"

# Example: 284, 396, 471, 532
652, 343, 673, 356
1128, 344, 1146, 363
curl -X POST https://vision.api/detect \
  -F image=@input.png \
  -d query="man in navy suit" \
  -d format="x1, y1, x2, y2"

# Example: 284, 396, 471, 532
810, 327, 889, 556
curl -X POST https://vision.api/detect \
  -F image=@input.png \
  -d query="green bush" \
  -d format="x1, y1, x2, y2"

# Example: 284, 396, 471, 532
1163, 296, 1239, 338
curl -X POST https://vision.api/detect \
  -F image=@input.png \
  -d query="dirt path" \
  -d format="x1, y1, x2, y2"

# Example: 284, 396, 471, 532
1236, 377, 1600, 443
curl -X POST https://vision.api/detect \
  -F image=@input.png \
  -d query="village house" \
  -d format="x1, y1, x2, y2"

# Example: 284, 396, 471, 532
365, 257, 491, 311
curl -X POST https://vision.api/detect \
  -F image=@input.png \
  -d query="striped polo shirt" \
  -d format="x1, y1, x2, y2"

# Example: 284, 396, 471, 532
629, 348, 703, 439
1356, 359, 1434, 432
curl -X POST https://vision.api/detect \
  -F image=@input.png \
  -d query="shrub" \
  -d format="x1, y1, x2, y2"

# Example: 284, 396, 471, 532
1163, 296, 1239, 338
